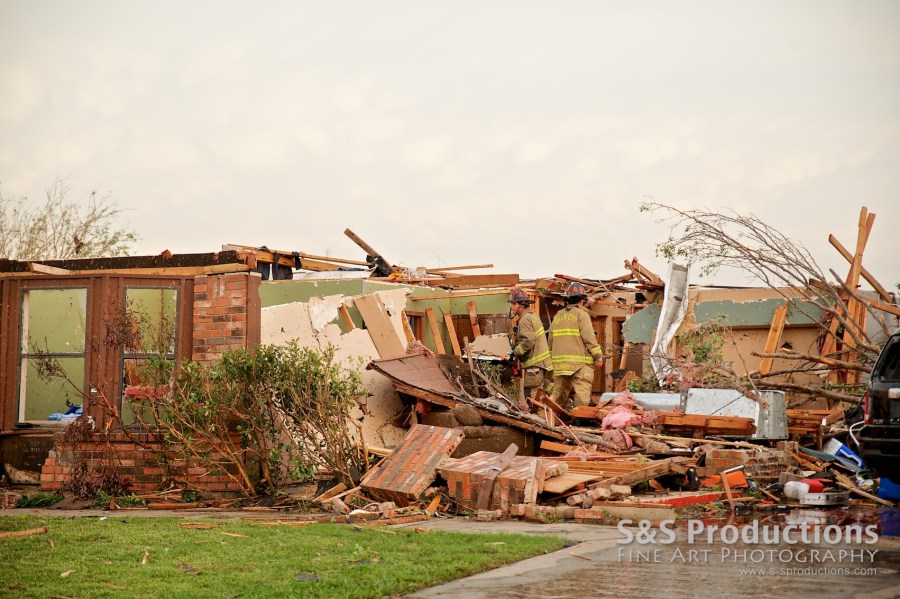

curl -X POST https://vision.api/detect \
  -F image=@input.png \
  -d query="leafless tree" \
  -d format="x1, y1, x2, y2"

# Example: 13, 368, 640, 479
640, 200, 890, 404
0, 176, 137, 260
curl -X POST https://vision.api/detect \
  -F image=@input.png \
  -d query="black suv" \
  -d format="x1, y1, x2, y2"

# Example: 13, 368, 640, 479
860, 329, 900, 480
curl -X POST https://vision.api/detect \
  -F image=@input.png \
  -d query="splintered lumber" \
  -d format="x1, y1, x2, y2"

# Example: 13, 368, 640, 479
832, 471, 895, 507
0, 526, 48, 539
426, 264, 494, 273
860, 296, 900, 318
540, 440, 579, 454
623, 258, 664, 288
758, 303, 789, 375
787, 408, 844, 438
410, 290, 509, 301
542, 472, 603, 494
313, 482, 347, 503
400, 310, 416, 343
425, 308, 446, 354
467, 302, 482, 338
343, 228, 395, 276
530, 393, 573, 424
566, 457, 693, 507
829, 234, 892, 302
27, 263, 71, 275
425, 495, 442, 516
146, 502, 201, 510
569, 406, 604, 420
656, 413, 756, 436
436, 274, 519, 288
443, 313, 462, 356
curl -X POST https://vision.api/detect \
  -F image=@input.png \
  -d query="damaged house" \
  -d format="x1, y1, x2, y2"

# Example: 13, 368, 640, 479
0, 215, 897, 516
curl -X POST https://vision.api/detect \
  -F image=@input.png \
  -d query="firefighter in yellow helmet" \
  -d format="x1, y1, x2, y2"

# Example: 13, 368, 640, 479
549, 282, 604, 408
507, 288, 553, 397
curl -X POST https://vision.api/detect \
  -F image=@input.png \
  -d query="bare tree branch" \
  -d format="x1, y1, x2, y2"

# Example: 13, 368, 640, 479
0, 176, 137, 260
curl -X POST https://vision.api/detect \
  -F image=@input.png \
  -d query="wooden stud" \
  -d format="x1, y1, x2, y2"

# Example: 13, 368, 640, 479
467, 301, 481, 337
400, 310, 416, 343
443, 313, 462, 356
425, 308, 445, 354
339, 305, 355, 331
758, 303, 789, 375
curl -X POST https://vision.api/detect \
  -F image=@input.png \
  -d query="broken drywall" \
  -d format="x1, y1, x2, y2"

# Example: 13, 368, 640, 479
260, 292, 407, 448
467, 334, 512, 359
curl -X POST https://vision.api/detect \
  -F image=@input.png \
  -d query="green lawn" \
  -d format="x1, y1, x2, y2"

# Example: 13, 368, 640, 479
0, 516, 564, 598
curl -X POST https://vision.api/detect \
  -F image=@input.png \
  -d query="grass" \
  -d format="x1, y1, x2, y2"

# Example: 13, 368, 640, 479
0, 516, 564, 598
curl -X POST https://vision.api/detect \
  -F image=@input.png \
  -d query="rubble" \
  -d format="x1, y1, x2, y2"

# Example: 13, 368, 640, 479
2, 207, 899, 531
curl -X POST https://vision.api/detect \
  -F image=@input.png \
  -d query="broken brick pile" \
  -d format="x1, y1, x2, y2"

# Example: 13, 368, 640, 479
360, 424, 464, 506
438, 453, 568, 512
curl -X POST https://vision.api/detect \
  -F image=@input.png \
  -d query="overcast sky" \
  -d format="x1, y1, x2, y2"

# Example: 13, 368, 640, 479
1, 1, 898, 287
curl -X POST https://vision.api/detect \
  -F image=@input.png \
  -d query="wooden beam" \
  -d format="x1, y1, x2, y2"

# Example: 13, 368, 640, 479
758, 303, 789, 375
400, 310, 416, 343
296, 257, 344, 272
426, 264, 494, 273
828, 234, 892, 302
27, 263, 71, 275
222, 244, 296, 267
424, 308, 445, 353
434, 274, 519, 288
299, 252, 371, 267
410, 290, 509, 301
391, 382, 567, 440
467, 302, 481, 337
859, 296, 900, 318
443, 313, 462, 356
0, 263, 250, 278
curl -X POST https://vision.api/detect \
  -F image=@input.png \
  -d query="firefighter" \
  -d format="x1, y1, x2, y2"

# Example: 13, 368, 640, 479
507, 288, 553, 397
549, 282, 604, 408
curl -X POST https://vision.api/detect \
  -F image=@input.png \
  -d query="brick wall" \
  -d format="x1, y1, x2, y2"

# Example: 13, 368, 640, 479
191, 272, 261, 363
38, 272, 262, 497
40, 432, 245, 495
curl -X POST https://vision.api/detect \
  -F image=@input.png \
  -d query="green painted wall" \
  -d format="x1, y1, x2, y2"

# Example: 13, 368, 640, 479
693, 298, 822, 328
623, 298, 825, 344
623, 304, 660, 344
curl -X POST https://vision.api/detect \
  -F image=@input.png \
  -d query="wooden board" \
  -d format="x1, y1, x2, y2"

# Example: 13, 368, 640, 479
425, 308, 445, 354
354, 294, 406, 359
467, 302, 481, 338
339, 305, 355, 331
444, 313, 462, 356
542, 472, 602, 494
400, 310, 415, 343
758, 303, 789, 375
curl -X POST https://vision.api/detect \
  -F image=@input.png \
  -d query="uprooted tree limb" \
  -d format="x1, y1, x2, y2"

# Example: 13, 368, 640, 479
639, 200, 892, 403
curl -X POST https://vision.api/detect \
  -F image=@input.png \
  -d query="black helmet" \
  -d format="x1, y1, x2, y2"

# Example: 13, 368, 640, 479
507, 288, 531, 306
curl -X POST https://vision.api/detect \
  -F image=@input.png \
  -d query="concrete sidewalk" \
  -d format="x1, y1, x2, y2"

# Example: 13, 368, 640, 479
393, 518, 900, 599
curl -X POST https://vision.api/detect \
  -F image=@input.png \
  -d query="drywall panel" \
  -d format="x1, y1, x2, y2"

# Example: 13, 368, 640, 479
260, 302, 316, 347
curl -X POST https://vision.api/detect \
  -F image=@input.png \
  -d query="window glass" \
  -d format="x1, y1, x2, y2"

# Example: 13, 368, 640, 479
876, 338, 900, 381
120, 288, 177, 425
18, 288, 87, 423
